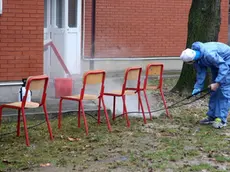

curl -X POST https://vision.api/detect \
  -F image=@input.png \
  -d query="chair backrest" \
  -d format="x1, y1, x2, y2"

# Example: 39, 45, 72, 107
23, 75, 49, 106
123, 66, 142, 93
83, 70, 105, 85
144, 63, 164, 89
81, 70, 106, 99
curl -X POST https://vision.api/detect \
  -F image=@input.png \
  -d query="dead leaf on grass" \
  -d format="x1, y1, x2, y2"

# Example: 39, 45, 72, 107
40, 163, 51, 167
113, 129, 122, 133
204, 132, 210, 135
193, 113, 199, 118
199, 147, 204, 151
155, 133, 161, 137
62, 146, 71, 150
85, 144, 90, 148
67, 137, 81, 141
2, 159, 11, 164
220, 133, 230, 137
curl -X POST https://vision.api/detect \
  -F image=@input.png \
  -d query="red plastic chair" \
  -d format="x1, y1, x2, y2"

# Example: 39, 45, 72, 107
139, 63, 171, 119
104, 67, 146, 127
58, 70, 111, 135
0, 75, 54, 146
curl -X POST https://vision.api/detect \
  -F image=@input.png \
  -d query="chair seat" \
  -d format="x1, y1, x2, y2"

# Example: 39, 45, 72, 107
62, 94, 98, 100
4, 102, 40, 108
104, 90, 136, 96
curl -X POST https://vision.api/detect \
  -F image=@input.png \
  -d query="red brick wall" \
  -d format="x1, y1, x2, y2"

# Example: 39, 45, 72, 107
0, 0, 228, 80
0, 0, 44, 81
219, 0, 228, 42
84, 0, 229, 58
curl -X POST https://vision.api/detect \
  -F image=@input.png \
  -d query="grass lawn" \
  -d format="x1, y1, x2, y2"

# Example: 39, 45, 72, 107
0, 78, 230, 172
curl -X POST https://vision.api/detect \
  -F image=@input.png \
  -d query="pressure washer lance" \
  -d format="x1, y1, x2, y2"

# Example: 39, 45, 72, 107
114, 87, 212, 119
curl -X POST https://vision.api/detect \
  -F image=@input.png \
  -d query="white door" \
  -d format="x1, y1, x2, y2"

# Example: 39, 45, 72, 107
44, 0, 82, 78
50, 0, 66, 78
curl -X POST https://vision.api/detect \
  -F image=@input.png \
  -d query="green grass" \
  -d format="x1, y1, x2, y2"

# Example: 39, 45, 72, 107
0, 78, 230, 171
215, 155, 230, 163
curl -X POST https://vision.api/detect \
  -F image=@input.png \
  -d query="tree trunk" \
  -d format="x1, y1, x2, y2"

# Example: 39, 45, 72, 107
172, 0, 221, 95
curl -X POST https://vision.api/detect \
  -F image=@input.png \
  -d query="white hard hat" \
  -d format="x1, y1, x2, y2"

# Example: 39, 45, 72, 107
180, 48, 196, 62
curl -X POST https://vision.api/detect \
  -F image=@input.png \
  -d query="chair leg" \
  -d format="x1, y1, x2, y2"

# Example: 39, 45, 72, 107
17, 109, 21, 137
138, 94, 140, 112
58, 98, 63, 129
78, 102, 81, 128
98, 98, 101, 124
21, 108, 30, 146
43, 104, 54, 140
112, 96, 116, 120
102, 97, 112, 132
80, 101, 89, 135
160, 89, 171, 119
122, 95, 126, 118
138, 92, 147, 124
143, 90, 152, 120
122, 95, 130, 127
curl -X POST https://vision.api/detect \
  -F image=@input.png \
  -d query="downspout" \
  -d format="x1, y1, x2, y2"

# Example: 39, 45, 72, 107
90, 0, 96, 70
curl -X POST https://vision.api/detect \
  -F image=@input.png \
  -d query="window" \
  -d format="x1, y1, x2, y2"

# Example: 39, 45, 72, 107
44, 0, 47, 28
56, 0, 64, 28
68, 0, 78, 28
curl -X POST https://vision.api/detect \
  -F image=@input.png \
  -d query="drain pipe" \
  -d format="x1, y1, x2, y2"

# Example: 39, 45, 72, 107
90, 0, 96, 70
0, 82, 23, 87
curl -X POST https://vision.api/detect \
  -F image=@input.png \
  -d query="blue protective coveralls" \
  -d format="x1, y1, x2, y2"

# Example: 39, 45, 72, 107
191, 41, 230, 123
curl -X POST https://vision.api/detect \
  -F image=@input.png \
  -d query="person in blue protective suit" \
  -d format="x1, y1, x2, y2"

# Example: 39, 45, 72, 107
180, 41, 230, 129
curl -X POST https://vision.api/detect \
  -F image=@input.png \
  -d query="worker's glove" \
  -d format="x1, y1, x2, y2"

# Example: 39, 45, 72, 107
192, 88, 201, 96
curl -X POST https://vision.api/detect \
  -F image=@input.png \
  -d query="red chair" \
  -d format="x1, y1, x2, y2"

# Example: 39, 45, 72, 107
0, 75, 54, 146
104, 67, 146, 127
58, 70, 111, 135
139, 63, 171, 119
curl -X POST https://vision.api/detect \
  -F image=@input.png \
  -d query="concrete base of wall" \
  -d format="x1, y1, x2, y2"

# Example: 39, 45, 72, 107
80, 58, 182, 75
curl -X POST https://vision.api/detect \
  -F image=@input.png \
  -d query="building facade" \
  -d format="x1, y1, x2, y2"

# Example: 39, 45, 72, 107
0, 0, 228, 82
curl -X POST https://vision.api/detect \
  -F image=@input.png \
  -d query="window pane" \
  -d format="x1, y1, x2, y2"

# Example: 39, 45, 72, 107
50, 0, 52, 26
44, 0, 47, 28
56, 0, 63, 28
68, 0, 77, 28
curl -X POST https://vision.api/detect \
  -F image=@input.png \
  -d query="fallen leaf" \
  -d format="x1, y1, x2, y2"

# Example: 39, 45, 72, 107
199, 147, 204, 151
40, 163, 51, 167
2, 160, 11, 164
68, 137, 81, 141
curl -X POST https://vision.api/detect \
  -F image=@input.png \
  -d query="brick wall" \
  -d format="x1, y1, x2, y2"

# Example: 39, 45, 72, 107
0, 0, 44, 81
219, 0, 228, 42
84, 0, 228, 58
0, 0, 228, 80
